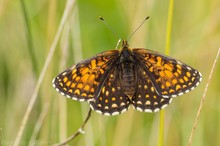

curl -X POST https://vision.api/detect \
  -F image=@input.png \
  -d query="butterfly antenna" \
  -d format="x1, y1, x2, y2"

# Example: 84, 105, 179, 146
99, 16, 121, 40
127, 16, 150, 41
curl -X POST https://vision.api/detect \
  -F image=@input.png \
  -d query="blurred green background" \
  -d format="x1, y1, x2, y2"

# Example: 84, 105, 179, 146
0, 0, 219, 146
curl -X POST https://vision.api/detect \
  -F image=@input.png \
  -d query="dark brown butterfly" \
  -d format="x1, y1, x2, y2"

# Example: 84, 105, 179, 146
52, 40, 202, 116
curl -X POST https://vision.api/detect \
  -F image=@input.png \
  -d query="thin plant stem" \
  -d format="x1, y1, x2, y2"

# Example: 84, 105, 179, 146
158, 110, 165, 146
58, 20, 71, 141
28, 104, 49, 146
158, 0, 174, 146
53, 108, 92, 146
188, 48, 220, 146
164, 0, 174, 56
13, 1, 76, 145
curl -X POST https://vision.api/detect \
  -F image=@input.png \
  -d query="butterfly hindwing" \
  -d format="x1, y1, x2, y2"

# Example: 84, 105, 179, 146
89, 66, 130, 116
52, 50, 119, 101
133, 48, 202, 98
132, 64, 172, 112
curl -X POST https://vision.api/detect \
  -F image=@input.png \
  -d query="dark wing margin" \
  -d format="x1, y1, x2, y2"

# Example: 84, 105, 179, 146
52, 50, 119, 101
133, 48, 202, 98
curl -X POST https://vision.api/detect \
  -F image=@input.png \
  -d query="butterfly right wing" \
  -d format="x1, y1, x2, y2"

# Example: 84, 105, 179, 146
52, 50, 119, 101
133, 48, 202, 98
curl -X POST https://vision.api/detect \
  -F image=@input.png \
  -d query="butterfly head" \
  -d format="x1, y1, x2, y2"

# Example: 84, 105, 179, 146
122, 39, 129, 47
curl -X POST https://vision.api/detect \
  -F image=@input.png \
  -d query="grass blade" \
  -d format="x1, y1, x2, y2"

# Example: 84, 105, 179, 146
158, 0, 174, 146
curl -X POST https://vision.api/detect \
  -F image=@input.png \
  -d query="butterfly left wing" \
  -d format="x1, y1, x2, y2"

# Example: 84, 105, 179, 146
52, 50, 119, 101
133, 48, 202, 98
89, 66, 130, 116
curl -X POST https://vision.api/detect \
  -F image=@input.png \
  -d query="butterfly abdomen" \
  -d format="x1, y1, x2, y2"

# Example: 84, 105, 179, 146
120, 48, 136, 99
121, 62, 136, 99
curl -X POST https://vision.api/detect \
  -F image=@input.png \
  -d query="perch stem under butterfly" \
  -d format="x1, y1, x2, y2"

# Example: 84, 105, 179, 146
53, 108, 92, 146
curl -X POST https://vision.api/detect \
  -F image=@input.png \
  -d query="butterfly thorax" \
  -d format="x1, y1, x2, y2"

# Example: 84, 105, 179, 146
119, 43, 136, 100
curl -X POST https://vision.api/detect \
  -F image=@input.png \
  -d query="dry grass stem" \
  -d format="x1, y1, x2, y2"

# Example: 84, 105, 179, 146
188, 48, 220, 146
13, 0, 76, 145
28, 104, 49, 146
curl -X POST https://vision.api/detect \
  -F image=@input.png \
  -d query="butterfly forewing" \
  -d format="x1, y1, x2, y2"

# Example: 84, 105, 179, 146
133, 48, 202, 98
89, 66, 130, 116
132, 65, 172, 112
52, 50, 119, 101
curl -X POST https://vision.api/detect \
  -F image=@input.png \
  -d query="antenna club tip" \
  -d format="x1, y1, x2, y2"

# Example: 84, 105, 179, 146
99, 16, 104, 21
145, 16, 150, 20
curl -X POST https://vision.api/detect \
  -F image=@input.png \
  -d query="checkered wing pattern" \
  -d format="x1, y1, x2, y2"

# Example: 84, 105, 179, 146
133, 49, 202, 98
89, 66, 130, 116
52, 50, 119, 101
132, 65, 172, 112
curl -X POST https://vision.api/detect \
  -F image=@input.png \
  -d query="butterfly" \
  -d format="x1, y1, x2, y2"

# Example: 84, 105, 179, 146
52, 40, 202, 116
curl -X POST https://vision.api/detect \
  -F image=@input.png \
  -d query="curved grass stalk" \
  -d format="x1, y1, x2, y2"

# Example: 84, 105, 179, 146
188, 48, 220, 146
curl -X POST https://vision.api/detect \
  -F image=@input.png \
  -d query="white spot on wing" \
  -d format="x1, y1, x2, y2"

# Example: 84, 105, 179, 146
162, 95, 169, 98
52, 78, 55, 84
184, 89, 189, 93
144, 109, 153, 113
178, 92, 184, 96
121, 108, 128, 114
171, 94, 177, 98
154, 108, 160, 112
136, 107, 143, 112
186, 66, 192, 70
60, 92, 65, 96
161, 104, 168, 109
169, 98, 173, 104
79, 99, 85, 102
104, 112, 110, 116
112, 111, 119, 116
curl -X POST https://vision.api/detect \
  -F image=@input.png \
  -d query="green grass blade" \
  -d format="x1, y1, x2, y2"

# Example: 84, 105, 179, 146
158, 0, 174, 146
20, 0, 39, 77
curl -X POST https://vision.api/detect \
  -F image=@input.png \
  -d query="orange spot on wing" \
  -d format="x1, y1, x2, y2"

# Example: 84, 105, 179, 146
66, 81, 71, 87
186, 72, 191, 77
172, 79, 177, 84
184, 76, 189, 82
166, 82, 171, 87
176, 85, 181, 90
164, 70, 173, 78
81, 74, 90, 82
63, 77, 68, 83
164, 64, 173, 71
80, 67, 90, 75
77, 83, 83, 89
71, 83, 76, 88
68, 89, 73, 93
88, 74, 95, 82
156, 57, 162, 66
84, 85, 90, 91
74, 89, 80, 95
91, 60, 97, 69
72, 69, 77, 74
